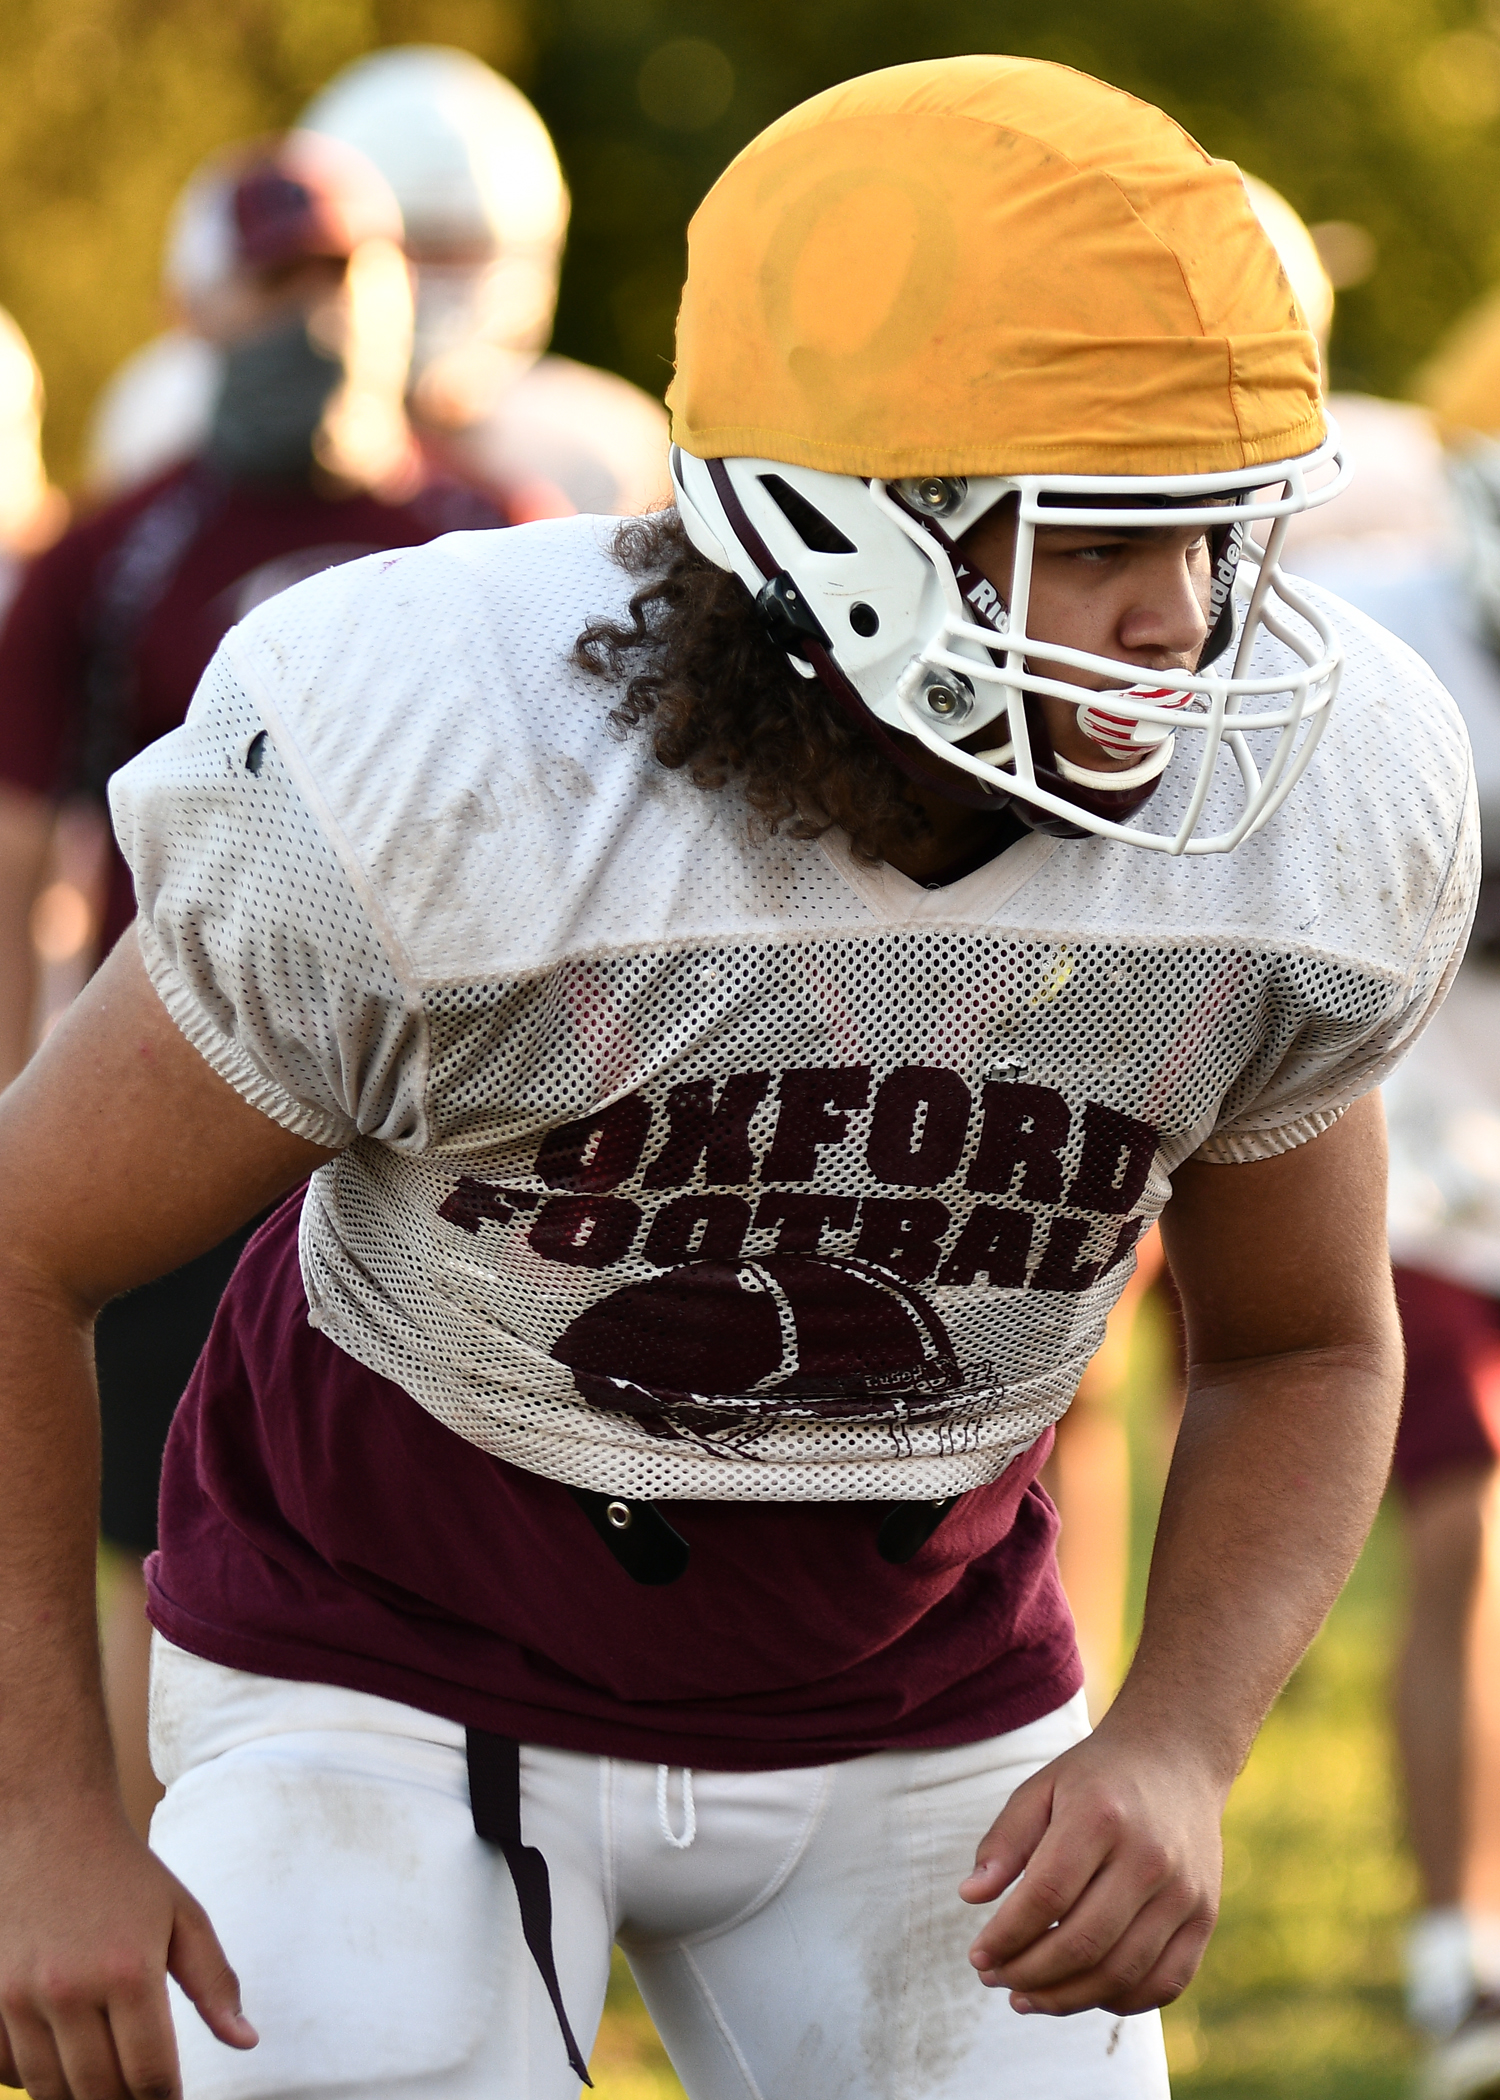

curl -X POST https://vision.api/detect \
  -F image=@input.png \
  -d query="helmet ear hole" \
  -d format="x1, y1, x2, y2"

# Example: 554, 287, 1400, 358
757, 473, 856, 554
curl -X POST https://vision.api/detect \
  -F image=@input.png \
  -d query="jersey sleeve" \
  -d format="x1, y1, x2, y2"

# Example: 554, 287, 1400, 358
108, 637, 429, 1151
1195, 783, 1480, 1165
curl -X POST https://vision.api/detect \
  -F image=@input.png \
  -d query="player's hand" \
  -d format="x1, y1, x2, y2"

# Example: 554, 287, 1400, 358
958, 1720, 1224, 2016
0, 1791, 255, 2099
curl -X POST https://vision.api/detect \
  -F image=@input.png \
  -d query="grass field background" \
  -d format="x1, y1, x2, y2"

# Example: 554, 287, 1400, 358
589, 1296, 1423, 2098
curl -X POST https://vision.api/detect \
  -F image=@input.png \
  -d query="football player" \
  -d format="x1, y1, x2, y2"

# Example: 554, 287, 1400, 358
299, 43, 671, 521
1288, 302, 1500, 2100
0, 129, 501, 1840
0, 57, 1475, 2100
85, 47, 672, 524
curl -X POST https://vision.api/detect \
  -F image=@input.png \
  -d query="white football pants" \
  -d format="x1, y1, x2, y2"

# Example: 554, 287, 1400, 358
148, 1637, 1169, 2100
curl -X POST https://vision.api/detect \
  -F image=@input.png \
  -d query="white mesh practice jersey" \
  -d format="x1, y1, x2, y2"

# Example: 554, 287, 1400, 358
111, 516, 1478, 1502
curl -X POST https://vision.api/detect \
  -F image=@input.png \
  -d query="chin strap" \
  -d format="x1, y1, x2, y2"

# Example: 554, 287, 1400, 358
1014, 698, 1139, 839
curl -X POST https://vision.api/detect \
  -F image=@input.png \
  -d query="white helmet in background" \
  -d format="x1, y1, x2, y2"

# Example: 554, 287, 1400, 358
301, 45, 570, 426
1241, 175, 1335, 358
162, 129, 404, 330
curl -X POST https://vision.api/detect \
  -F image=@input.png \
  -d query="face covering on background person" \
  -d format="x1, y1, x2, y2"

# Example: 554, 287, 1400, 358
204, 312, 346, 482
408, 255, 556, 427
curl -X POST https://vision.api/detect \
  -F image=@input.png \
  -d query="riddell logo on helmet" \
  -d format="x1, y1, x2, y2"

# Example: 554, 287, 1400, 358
1207, 522, 1245, 626
437, 1063, 1157, 1296
962, 571, 1004, 625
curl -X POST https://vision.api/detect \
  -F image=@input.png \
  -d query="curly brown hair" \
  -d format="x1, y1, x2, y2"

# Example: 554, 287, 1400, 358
572, 511, 929, 865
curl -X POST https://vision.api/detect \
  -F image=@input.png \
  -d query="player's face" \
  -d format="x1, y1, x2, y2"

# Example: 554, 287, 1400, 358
957, 502, 1216, 772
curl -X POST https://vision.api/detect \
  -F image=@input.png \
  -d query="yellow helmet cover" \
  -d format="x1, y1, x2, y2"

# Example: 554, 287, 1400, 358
668, 56, 1324, 478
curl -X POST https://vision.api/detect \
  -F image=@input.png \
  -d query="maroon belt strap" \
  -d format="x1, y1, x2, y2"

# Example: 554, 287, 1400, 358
465, 1730, 593, 2085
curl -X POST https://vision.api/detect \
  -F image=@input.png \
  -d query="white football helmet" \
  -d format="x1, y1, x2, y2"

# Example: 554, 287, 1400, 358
671, 439, 1349, 854
301, 46, 570, 422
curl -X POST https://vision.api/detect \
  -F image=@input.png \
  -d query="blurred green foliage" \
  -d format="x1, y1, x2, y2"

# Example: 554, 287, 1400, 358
1167, 1512, 1417, 2097
9, 0, 1500, 477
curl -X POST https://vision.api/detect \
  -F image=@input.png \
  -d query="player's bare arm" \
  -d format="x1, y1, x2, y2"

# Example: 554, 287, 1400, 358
898, 496, 1403, 2018
922, 497, 1403, 2016
961, 1093, 1401, 2013
0, 937, 332, 2098
0, 782, 57, 1085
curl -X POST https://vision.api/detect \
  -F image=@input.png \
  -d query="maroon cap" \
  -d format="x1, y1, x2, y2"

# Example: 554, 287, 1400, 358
232, 167, 350, 269
167, 131, 403, 303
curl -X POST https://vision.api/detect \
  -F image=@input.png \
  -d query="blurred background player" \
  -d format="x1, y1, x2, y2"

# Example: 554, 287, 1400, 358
0, 128, 501, 1838
0, 310, 66, 601
1041, 178, 1500, 2097
302, 44, 670, 520
81, 320, 219, 505
84, 46, 671, 523
1271, 250, 1500, 2100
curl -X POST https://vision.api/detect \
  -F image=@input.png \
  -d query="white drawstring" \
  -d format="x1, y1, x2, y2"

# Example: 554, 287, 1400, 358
656, 1764, 697, 1849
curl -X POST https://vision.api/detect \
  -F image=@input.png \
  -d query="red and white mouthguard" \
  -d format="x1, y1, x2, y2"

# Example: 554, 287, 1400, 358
1076, 685, 1197, 761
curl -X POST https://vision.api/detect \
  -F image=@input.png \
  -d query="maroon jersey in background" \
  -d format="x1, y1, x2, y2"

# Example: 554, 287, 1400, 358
0, 459, 503, 952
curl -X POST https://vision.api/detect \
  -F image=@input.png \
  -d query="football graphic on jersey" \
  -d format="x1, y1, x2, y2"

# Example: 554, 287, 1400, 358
552, 1254, 964, 1447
